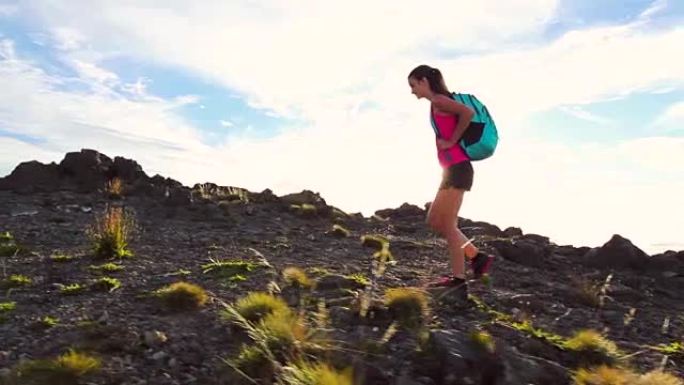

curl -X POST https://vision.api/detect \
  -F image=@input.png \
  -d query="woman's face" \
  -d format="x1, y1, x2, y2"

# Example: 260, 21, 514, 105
408, 76, 430, 99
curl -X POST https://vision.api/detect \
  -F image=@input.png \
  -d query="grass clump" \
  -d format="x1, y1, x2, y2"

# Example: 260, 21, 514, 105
39, 315, 59, 328
384, 287, 429, 330
50, 253, 76, 262
91, 277, 121, 292
226, 344, 274, 384
0, 301, 16, 312
653, 340, 683, 356
345, 273, 370, 287
572, 365, 636, 385
59, 283, 85, 295
330, 224, 351, 238
12, 349, 100, 385
470, 329, 496, 354
571, 276, 609, 308
635, 370, 684, 385
361, 234, 389, 251
1, 274, 32, 289
105, 177, 123, 199
86, 205, 135, 259
563, 329, 621, 366
0, 231, 19, 257
156, 281, 208, 311
280, 361, 354, 385
227, 292, 291, 324
282, 267, 314, 289
202, 258, 264, 279
88, 262, 124, 273
290, 203, 317, 217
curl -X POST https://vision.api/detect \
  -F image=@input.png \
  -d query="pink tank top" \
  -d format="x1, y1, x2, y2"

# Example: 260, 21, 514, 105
432, 110, 469, 167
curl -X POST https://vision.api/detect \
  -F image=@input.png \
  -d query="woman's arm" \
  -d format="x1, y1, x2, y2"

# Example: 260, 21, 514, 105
433, 94, 475, 146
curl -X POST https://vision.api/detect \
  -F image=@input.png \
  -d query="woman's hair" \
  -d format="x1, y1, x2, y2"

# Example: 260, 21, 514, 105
408, 65, 451, 97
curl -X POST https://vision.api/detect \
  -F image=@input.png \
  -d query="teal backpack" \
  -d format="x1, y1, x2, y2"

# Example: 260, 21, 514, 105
430, 92, 499, 161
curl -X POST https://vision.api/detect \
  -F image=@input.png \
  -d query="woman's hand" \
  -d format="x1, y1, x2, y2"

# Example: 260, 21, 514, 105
437, 138, 457, 150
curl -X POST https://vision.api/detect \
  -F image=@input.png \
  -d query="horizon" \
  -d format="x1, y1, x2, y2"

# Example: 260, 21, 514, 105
1, 1, 682, 255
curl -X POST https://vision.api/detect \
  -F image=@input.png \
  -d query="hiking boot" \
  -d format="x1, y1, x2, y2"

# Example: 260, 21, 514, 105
427, 276, 469, 303
471, 252, 494, 279
426, 275, 465, 288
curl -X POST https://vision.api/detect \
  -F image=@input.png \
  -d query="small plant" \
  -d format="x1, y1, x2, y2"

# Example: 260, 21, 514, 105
12, 349, 100, 385
202, 258, 264, 279
40, 316, 59, 328
50, 253, 76, 262
653, 341, 683, 356
470, 329, 496, 354
156, 281, 208, 311
635, 370, 684, 385
87, 205, 135, 259
0, 231, 19, 257
563, 329, 621, 364
1, 274, 32, 288
384, 287, 429, 330
361, 234, 389, 251
572, 365, 636, 385
330, 224, 350, 238
226, 344, 274, 384
91, 277, 121, 292
345, 273, 370, 287
105, 177, 123, 198
571, 274, 612, 308
88, 262, 124, 273
0, 301, 16, 312
280, 361, 354, 385
282, 267, 314, 289
256, 311, 312, 359
59, 283, 85, 295
227, 292, 290, 324
289, 204, 317, 217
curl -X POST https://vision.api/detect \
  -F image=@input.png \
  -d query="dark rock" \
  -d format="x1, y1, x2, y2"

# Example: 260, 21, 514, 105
0, 160, 61, 193
645, 250, 684, 273
518, 233, 550, 245
489, 239, 547, 267
417, 329, 568, 385
502, 227, 523, 237
460, 219, 504, 238
281, 189, 327, 206
375, 203, 425, 220
111, 156, 147, 182
164, 187, 193, 207
582, 234, 649, 270
59, 149, 114, 191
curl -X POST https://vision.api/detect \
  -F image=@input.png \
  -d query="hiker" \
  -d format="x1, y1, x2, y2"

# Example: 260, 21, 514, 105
407, 64, 495, 297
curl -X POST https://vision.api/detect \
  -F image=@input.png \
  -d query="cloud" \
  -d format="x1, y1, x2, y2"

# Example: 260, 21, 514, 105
652, 101, 684, 132
220, 120, 233, 128
0, 3, 18, 17
558, 106, 614, 125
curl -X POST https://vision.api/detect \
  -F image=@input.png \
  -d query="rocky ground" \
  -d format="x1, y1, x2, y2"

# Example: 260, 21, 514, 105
0, 149, 682, 385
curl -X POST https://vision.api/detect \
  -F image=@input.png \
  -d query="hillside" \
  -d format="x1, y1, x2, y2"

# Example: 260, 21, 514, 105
0, 149, 682, 385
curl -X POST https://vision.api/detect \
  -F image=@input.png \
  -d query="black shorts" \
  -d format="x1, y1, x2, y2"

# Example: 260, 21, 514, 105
440, 161, 473, 191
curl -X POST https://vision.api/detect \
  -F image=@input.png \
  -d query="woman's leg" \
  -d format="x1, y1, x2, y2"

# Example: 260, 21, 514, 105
427, 186, 469, 278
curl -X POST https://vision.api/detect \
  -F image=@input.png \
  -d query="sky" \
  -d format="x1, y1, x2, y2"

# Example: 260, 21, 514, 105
0, 0, 682, 255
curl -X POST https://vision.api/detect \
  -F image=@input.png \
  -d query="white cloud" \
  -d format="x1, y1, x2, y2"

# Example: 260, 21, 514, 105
220, 120, 233, 128
0, 4, 18, 17
0, 39, 16, 60
652, 101, 684, 132
558, 106, 614, 125
52, 27, 86, 51
70, 59, 118, 84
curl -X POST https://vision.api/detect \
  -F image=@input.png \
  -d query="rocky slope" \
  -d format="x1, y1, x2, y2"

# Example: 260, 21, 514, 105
0, 149, 682, 385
